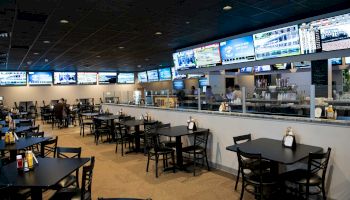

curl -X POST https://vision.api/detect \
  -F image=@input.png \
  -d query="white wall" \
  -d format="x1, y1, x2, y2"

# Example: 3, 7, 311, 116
104, 104, 350, 200
282, 71, 312, 95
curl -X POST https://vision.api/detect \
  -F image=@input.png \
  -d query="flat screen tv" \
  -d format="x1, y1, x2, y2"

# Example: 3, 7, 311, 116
0, 71, 27, 86
254, 65, 272, 73
172, 49, 196, 71
239, 67, 253, 73
28, 72, 52, 85
77, 72, 97, 85
98, 72, 117, 84
346, 57, 350, 64
271, 63, 291, 70
330, 58, 342, 65
158, 68, 172, 81
198, 78, 209, 88
171, 67, 186, 80
118, 73, 134, 84
194, 43, 221, 68
253, 25, 301, 60
53, 72, 76, 85
293, 61, 311, 68
147, 70, 159, 82
220, 36, 256, 65
173, 79, 185, 90
187, 74, 204, 79
137, 71, 148, 83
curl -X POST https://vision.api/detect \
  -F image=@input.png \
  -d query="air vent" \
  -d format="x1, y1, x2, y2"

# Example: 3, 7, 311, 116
17, 11, 48, 22
0, 31, 9, 38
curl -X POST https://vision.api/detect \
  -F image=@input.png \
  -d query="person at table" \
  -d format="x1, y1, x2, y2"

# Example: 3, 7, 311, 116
233, 85, 242, 100
190, 86, 198, 95
205, 85, 215, 103
225, 86, 234, 102
54, 98, 68, 127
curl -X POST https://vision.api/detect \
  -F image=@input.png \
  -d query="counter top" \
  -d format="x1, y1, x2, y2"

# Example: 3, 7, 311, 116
103, 103, 350, 127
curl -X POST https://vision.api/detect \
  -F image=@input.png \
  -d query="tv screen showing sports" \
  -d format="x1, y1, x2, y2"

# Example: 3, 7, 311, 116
346, 57, 350, 64
172, 49, 196, 71
137, 71, 148, 83
173, 79, 185, 90
77, 72, 97, 85
187, 74, 204, 79
147, 70, 159, 82
118, 73, 134, 84
253, 25, 301, 60
53, 72, 76, 85
198, 78, 209, 88
254, 65, 271, 72
239, 67, 253, 73
220, 36, 256, 65
171, 67, 186, 80
293, 61, 311, 68
98, 72, 117, 84
194, 43, 221, 68
28, 72, 52, 85
0, 71, 27, 86
330, 58, 342, 65
272, 63, 291, 70
158, 68, 172, 81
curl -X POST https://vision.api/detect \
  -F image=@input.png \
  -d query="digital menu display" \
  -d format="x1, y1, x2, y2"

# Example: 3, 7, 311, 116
147, 70, 159, 82
173, 79, 185, 90
254, 65, 271, 72
158, 68, 172, 81
293, 61, 311, 68
54, 72, 76, 85
137, 71, 148, 83
172, 50, 196, 71
220, 36, 255, 65
253, 25, 301, 60
194, 43, 221, 68
272, 63, 291, 70
187, 74, 204, 79
0, 71, 27, 86
28, 72, 52, 85
171, 67, 186, 80
330, 58, 342, 65
99, 72, 117, 84
198, 78, 209, 88
77, 72, 97, 85
239, 67, 253, 73
118, 73, 134, 84
345, 57, 350, 64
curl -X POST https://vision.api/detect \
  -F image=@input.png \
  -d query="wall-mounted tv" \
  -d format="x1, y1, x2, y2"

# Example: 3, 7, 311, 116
253, 25, 301, 60
171, 67, 186, 80
28, 72, 52, 85
330, 58, 342, 65
173, 79, 185, 90
254, 65, 272, 73
118, 73, 134, 84
98, 72, 117, 84
346, 57, 350, 64
194, 43, 221, 68
137, 71, 148, 83
271, 63, 292, 70
293, 61, 311, 68
53, 72, 76, 85
147, 70, 159, 82
0, 71, 27, 86
77, 72, 97, 85
220, 36, 255, 65
187, 74, 204, 79
158, 68, 172, 81
198, 78, 209, 88
173, 49, 196, 71
239, 67, 253, 73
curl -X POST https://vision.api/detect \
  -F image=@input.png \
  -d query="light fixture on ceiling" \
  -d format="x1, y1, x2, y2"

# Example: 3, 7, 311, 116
185, 21, 190, 24
118, 46, 125, 49
33, 52, 39, 55
223, 5, 232, 11
155, 32, 162, 35
43, 40, 50, 44
145, 58, 150, 61
137, 65, 142, 68
45, 59, 49, 62
27, 61, 32, 65
60, 19, 69, 24
96, 55, 101, 58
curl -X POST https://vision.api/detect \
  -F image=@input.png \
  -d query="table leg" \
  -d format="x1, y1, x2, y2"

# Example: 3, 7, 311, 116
31, 188, 42, 200
175, 136, 183, 169
270, 161, 279, 176
134, 125, 140, 152
9, 150, 17, 162
110, 119, 115, 142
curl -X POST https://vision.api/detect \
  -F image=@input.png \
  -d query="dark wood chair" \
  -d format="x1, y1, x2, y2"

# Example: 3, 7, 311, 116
79, 114, 94, 137
40, 136, 58, 158
233, 134, 252, 190
115, 122, 135, 156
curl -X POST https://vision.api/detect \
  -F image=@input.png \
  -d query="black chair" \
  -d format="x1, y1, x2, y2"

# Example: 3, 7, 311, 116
233, 134, 252, 190
98, 198, 152, 200
281, 147, 331, 200
18, 119, 33, 127
25, 131, 45, 156
50, 156, 95, 200
156, 123, 176, 148
40, 136, 58, 158
237, 148, 278, 200
145, 126, 175, 178
79, 114, 94, 137
94, 118, 111, 145
182, 129, 210, 176
115, 121, 135, 156
54, 147, 82, 189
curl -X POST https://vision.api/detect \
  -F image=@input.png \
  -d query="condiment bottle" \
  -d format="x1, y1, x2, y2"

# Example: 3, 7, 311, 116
26, 151, 34, 170
17, 155, 23, 171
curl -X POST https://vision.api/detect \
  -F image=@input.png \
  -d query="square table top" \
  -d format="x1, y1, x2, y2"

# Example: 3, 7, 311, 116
0, 137, 51, 151
0, 157, 90, 188
156, 125, 208, 137
94, 115, 120, 121
226, 138, 323, 165
81, 112, 100, 117
1, 126, 33, 134
121, 119, 157, 127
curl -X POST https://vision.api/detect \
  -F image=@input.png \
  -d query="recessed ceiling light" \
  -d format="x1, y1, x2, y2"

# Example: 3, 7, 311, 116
185, 21, 190, 24
155, 32, 162, 35
60, 19, 69, 24
118, 46, 125, 49
33, 52, 39, 55
43, 40, 50, 44
96, 55, 101, 58
45, 59, 49, 62
137, 65, 142, 68
223, 5, 232, 11
145, 58, 150, 61
27, 61, 32, 65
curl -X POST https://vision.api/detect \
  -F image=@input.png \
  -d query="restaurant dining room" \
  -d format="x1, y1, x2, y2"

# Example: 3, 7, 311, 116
1, 0, 350, 199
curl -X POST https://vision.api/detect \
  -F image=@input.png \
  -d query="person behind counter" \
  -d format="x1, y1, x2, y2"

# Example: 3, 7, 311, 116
205, 85, 215, 103
233, 85, 242, 100
225, 86, 234, 101
191, 86, 198, 95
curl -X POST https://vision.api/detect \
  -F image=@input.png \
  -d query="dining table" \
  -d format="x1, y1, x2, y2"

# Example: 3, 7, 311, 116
0, 126, 33, 135
94, 115, 121, 142
0, 157, 90, 200
226, 138, 323, 174
156, 125, 208, 169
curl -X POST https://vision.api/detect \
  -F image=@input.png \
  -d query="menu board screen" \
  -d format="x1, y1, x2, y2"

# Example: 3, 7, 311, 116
253, 25, 301, 60
239, 67, 253, 73
173, 50, 196, 71
158, 68, 172, 81
345, 57, 350, 64
28, 72, 52, 85
173, 79, 185, 90
147, 70, 159, 82
254, 65, 271, 72
220, 36, 255, 64
118, 73, 134, 84
330, 58, 342, 65
171, 67, 186, 80
194, 43, 221, 68
54, 72, 76, 85
77, 72, 97, 85
293, 61, 311, 68
0, 71, 27, 86
137, 71, 148, 83
99, 72, 117, 84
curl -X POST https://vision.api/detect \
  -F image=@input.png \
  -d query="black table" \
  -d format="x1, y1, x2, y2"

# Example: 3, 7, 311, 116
0, 137, 51, 161
121, 119, 157, 153
19, 101, 34, 112
156, 125, 208, 169
94, 115, 120, 142
0, 126, 33, 135
0, 157, 90, 200
0, 119, 23, 126
226, 138, 323, 174
81, 112, 99, 117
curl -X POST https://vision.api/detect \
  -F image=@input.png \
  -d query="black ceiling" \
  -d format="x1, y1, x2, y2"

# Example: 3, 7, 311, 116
0, 0, 349, 72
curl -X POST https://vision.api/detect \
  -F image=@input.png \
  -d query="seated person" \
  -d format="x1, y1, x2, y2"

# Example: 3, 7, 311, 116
233, 85, 242, 100
205, 86, 215, 103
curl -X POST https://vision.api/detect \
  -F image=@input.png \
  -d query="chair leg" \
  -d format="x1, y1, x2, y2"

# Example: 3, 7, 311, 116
193, 152, 196, 176
322, 183, 327, 200
155, 154, 159, 178
240, 180, 245, 200
162, 154, 166, 170
115, 142, 118, 153
146, 153, 150, 172
204, 151, 210, 171
235, 164, 241, 190
121, 139, 124, 156
171, 151, 175, 173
